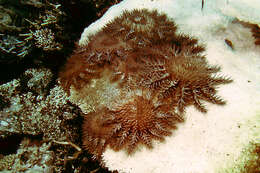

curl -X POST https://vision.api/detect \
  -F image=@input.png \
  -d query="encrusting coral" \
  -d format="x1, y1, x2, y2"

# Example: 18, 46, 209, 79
59, 9, 232, 159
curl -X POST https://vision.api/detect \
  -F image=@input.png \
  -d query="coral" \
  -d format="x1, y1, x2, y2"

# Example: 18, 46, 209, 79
59, 9, 232, 159
0, 68, 78, 141
24, 68, 53, 94
0, 6, 22, 32
19, 1, 64, 51
32, 28, 62, 51
0, 67, 87, 172
0, 35, 30, 59
0, 138, 54, 172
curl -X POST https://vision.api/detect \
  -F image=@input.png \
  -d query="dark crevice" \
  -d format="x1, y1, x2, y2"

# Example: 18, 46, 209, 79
0, 134, 43, 155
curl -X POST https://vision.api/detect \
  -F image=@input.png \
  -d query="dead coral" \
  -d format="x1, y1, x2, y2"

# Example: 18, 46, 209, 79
59, 9, 232, 159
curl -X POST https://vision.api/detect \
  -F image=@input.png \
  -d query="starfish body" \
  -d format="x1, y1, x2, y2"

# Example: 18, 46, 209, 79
59, 9, 232, 159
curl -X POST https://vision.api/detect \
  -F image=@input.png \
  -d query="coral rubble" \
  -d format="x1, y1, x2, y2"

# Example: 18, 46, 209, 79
59, 9, 232, 159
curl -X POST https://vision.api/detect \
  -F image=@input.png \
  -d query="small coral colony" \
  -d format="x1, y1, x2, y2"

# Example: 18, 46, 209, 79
59, 9, 232, 159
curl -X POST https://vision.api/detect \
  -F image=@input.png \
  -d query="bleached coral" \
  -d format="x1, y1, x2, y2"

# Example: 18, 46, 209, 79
75, 0, 260, 172
59, 8, 232, 161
